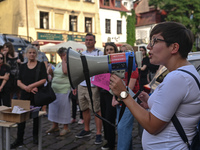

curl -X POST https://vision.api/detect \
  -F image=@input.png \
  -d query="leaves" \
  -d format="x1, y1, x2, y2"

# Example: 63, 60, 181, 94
149, 0, 200, 35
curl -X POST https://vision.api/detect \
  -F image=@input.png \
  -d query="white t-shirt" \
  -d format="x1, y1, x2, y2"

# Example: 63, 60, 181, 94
142, 65, 200, 150
80, 49, 103, 87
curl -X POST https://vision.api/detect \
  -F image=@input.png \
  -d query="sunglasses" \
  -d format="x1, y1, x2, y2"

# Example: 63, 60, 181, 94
0, 57, 3, 60
32, 44, 39, 46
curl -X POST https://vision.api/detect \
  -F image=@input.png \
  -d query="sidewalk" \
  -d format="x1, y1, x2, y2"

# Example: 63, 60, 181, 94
6, 113, 142, 150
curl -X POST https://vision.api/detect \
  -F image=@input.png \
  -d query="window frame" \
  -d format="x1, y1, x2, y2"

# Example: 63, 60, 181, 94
40, 11, 49, 29
105, 19, 111, 34
85, 17, 92, 33
117, 20, 122, 34
69, 15, 77, 32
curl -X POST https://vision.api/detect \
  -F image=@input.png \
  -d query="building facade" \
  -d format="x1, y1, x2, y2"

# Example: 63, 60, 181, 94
99, 0, 129, 47
0, 0, 102, 47
134, 0, 166, 47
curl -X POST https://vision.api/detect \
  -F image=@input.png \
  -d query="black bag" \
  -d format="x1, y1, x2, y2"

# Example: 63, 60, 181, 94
34, 82, 56, 106
34, 62, 56, 106
172, 69, 200, 150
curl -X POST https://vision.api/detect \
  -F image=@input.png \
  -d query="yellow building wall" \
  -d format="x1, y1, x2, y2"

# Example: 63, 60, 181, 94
0, 0, 102, 47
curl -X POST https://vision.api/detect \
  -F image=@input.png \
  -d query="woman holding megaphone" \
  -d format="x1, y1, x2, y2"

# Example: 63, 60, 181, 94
109, 22, 200, 149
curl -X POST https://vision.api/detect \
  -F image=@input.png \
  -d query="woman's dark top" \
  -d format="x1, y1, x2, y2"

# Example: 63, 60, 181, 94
0, 64, 10, 87
18, 61, 47, 104
140, 56, 150, 79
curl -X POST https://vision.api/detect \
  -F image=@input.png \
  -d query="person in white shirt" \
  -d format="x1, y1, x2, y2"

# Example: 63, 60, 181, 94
109, 22, 200, 149
75, 33, 103, 145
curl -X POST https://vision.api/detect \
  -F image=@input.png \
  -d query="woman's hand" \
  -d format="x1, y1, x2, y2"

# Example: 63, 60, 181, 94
112, 96, 119, 107
31, 87, 38, 94
24, 85, 31, 93
47, 64, 53, 75
109, 74, 126, 97
72, 89, 77, 95
138, 91, 149, 109
17, 59, 21, 64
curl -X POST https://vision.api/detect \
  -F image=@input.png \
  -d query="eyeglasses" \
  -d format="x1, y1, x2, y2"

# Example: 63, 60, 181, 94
0, 57, 3, 60
32, 44, 39, 46
149, 38, 167, 47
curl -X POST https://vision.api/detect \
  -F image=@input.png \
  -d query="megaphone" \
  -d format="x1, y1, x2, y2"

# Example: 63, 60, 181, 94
66, 48, 136, 89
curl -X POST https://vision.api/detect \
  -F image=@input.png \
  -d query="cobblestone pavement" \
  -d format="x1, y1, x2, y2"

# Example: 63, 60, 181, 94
4, 112, 142, 150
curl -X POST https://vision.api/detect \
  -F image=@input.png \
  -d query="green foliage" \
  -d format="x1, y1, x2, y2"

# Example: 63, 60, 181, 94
149, 0, 200, 36
126, 10, 136, 46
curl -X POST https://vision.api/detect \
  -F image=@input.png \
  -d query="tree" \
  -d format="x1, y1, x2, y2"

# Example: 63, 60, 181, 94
149, 0, 200, 36
126, 10, 136, 46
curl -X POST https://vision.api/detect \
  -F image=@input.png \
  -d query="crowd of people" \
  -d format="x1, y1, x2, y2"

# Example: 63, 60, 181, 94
0, 21, 199, 150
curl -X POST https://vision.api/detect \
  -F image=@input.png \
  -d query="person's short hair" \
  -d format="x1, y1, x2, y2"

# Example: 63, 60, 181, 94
57, 47, 67, 55
120, 44, 133, 52
86, 33, 96, 41
150, 21, 194, 58
104, 42, 118, 55
25, 45, 38, 56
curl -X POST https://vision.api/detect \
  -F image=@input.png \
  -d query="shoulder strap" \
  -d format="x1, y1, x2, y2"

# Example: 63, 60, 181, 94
118, 54, 134, 124
80, 55, 115, 127
35, 62, 41, 82
172, 69, 200, 149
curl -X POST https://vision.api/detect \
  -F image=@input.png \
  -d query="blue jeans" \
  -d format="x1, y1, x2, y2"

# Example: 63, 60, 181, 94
116, 105, 134, 150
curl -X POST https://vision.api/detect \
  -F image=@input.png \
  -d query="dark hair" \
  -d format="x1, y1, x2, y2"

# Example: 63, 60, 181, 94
0, 46, 3, 50
3, 42, 15, 57
57, 47, 67, 55
86, 33, 96, 41
139, 46, 147, 56
0, 52, 4, 63
104, 42, 118, 55
150, 22, 194, 58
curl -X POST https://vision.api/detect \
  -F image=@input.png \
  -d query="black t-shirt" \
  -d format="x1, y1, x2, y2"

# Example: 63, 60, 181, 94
18, 61, 47, 88
148, 63, 159, 73
0, 64, 10, 87
140, 56, 150, 78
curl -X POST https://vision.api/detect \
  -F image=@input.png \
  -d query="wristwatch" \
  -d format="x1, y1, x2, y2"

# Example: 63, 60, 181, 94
118, 90, 129, 101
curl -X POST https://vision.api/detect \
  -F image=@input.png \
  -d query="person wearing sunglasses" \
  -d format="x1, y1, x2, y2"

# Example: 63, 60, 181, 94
0, 52, 10, 106
109, 22, 200, 149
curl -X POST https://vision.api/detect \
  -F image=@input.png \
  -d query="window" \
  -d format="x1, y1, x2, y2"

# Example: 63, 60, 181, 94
55, 13, 64, 29
124, 2, 127, 6
115, 0, 121, 8
40, 11, 49, 29
105, 19, 111, 33
117, 20, 122, 34
85, 17, 92, 33
69, 15, 77, 32
85, 0, 92, 2
104, 0, 109, 6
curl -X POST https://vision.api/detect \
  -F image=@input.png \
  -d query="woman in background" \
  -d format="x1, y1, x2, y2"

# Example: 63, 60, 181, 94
46, 47, 72, 136
3, 42, 24, 99
11, 45, 47, 148
100, 42, 118, 150
0, 52, 10, 106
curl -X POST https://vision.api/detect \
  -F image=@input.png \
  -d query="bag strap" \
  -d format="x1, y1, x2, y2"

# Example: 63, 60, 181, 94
35, 62, 41, 82
80, 55, 116, 127
172, 69, 200, 149
118, 55, 133, 124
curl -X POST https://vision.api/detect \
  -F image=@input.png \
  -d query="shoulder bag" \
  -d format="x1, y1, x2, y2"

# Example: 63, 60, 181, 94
34, 62, 56, 106
172, 69, 200, 150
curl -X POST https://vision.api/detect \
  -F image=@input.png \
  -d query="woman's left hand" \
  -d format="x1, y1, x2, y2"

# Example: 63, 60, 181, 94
17, 59, 21, 64
109, 74, 127, 97
31, 87, 38, 94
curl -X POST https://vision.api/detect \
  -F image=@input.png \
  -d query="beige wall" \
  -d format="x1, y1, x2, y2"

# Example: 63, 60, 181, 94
0, 0, 102, 47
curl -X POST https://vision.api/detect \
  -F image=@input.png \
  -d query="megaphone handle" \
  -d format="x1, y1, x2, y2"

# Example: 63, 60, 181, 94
81, 55, 116, 127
